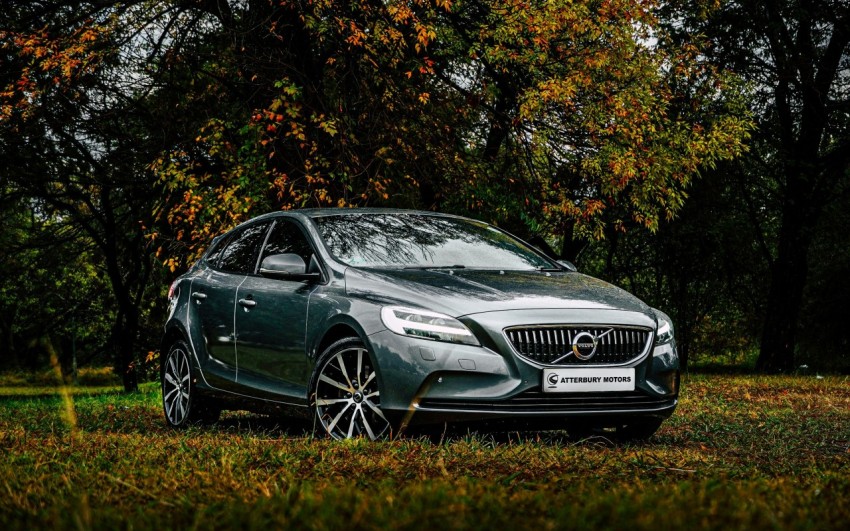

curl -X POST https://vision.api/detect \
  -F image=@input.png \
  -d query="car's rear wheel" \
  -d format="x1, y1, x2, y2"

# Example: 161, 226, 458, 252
311, 337, 391, 440
162, 341, 220, 428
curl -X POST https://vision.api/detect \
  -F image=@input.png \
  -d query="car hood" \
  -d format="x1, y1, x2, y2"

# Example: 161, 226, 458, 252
344, 268, 653, 318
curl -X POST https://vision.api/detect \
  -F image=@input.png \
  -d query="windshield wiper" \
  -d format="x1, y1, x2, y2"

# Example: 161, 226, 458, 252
403, 265, 467, 270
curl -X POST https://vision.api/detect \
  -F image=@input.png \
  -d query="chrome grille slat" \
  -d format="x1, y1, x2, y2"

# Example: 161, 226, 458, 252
505, 326, 651, 366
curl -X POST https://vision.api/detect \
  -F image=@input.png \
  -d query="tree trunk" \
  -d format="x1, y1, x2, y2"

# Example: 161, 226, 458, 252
111, 305, 140, 392
482, 74, 517, 162
558, 220, 586, 262
673, 269, 691, 371
756, 179, 814, 373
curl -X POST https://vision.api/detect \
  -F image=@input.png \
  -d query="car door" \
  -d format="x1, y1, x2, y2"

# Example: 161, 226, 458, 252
188, 222, 270, 390
234, 217, 320, 403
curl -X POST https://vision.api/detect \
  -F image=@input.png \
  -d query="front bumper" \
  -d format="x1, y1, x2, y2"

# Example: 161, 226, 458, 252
366, 309, 680, 427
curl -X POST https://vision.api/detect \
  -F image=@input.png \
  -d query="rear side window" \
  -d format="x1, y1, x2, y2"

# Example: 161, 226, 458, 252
203, 236, 229, 266
217, 223, 270, 274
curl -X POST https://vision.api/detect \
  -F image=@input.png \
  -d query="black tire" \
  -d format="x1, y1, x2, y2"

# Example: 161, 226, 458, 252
161, 340, 221, 428
310, 337, 391, 440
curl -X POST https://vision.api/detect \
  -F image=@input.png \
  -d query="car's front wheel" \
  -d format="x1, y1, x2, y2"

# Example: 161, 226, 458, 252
161, 340, 220, 428
311, 337, 391, 440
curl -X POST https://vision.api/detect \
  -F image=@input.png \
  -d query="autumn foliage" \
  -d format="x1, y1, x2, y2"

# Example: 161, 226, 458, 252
134, 0, 750, 263
1, 2, 750, 264
1, 21, 107, 123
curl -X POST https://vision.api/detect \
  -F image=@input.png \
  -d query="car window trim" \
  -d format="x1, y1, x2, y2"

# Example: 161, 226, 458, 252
252, 221, 275, 274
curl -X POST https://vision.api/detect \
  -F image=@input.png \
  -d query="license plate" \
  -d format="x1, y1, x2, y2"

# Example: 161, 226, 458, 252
542, 368, 635, 393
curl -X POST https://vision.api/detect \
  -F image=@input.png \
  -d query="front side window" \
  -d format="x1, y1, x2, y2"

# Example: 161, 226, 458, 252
216, 222, 270, 274
259, 218, 315, 266
313, 213, 555, 270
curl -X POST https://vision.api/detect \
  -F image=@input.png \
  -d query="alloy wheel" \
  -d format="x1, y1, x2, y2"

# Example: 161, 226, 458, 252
162, 346, 192, 426
315, 346, 390, 440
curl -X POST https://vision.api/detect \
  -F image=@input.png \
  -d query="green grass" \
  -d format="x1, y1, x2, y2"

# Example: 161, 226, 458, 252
0, 366, 122, 388
1, 374, 848, 529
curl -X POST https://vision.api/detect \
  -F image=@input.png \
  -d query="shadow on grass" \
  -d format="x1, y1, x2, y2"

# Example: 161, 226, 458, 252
200, 413, 615, 447
215, 413, 316, 438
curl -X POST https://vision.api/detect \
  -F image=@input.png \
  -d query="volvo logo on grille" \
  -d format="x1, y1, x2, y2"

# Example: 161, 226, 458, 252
570, 328, 616, 360
571, 331, 598, 360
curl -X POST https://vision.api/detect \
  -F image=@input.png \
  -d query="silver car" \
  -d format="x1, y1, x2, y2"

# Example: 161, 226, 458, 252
161, 209, 679, 440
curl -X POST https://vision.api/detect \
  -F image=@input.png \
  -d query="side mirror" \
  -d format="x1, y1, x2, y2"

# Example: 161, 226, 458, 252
556, 260, 578, 272
259, 253, 320, 281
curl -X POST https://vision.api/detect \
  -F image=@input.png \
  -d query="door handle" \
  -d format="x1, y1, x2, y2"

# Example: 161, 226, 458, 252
238, 298, 257, 308
192, 292, 207, 301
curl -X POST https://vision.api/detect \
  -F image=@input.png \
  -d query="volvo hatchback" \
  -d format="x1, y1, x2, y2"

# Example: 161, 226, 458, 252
161, 209, 679, 440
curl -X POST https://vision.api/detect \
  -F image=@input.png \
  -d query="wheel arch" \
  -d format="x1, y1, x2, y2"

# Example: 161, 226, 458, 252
308, 317, 376, 396
160, 323, 198, 375
161, 325, 185, 354
314, 321, 365, 361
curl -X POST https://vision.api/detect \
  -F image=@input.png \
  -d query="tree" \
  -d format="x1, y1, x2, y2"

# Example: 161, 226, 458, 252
0, 1, 200, 389
152, 0, 751, 263
0, 189, 113, 373
665, 0, 850, 372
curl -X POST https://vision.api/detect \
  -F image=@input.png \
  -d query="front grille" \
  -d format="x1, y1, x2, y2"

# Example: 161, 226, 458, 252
505, 326, 652, 366
419, 389, 674, 413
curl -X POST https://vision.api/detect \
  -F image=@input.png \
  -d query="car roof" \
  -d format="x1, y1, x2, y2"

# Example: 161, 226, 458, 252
244, 207, 468, 223
298, 207, 464, 219
217, 208, 478, 243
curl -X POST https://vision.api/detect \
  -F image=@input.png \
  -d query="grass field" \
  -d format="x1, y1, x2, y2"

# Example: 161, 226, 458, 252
1, 373, 848, 530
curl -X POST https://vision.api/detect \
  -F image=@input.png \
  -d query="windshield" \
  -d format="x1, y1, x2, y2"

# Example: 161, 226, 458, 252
313, 213, 556, 270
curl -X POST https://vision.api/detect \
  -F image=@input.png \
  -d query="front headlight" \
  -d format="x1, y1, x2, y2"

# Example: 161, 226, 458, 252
653, 309, 675, 345
381, 306, 480, 346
